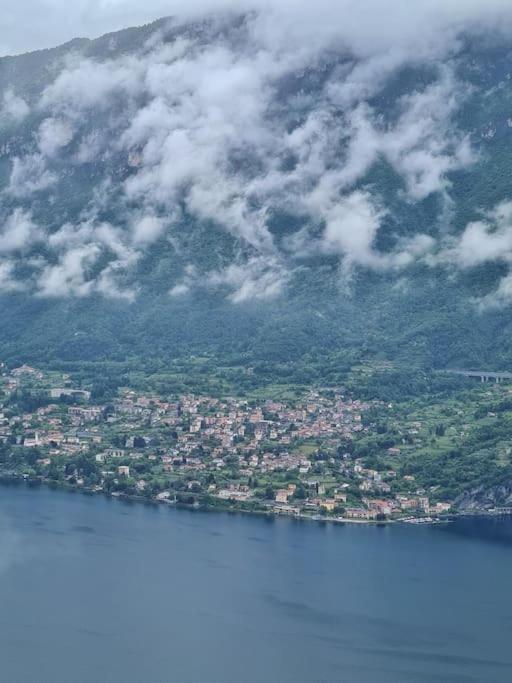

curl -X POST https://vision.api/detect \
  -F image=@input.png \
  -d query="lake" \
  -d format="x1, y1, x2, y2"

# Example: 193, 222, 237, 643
1, 484, 511, 683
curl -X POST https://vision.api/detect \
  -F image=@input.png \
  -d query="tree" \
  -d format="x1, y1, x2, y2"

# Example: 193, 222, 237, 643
435, 424, 446, 437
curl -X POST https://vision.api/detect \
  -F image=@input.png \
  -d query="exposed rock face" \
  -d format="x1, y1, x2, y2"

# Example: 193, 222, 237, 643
455, 484, 512, 512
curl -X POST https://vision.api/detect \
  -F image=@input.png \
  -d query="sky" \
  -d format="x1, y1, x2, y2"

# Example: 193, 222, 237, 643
2, 1, 512, 305
3, 0, 512, 56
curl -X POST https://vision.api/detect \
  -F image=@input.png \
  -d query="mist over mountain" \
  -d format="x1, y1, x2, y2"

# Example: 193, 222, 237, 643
2, 6, 512, 368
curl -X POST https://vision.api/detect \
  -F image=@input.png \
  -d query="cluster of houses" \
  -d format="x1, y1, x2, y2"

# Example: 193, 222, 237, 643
0, 364, 452, 520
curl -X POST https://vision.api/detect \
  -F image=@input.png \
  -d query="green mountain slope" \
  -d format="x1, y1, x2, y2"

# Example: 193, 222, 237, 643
1, 14, 512, 371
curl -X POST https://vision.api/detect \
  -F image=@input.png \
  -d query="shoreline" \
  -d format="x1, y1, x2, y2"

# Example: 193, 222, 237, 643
0, 474, 478, 526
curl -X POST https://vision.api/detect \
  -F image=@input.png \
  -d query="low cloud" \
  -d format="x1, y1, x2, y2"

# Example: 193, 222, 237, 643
0, 90, 29, 122
321, 191, 386, 268
478, 273, 512, 309
3, 0, 512, 57
0, 3, 509, 304
8, 154, 56, 197
38, 118, 75, 157
443, 202, 512, 268
207, 256, 288, 303
0, 209, 41, 253
131, 214, 166, 245
0, 261, 23, 292
37, 244, 101, 298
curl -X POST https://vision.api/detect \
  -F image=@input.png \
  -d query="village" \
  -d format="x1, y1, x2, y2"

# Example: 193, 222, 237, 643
0, 363, 453, 522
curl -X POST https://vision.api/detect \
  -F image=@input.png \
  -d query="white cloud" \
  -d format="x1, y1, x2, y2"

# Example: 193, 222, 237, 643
0, 209, 41, 253
206, 256, 288, 302
37, 117, 74, 157
169, 282, 190, 297
4, 0, 512, 57
7, 154, 56, 197
41, 56, 146, 114
37, 244, 101, 297
131, 214, 166, 245
0, 2, 507, 303
34, 219, 140, 299
430, 200, 512, 309
74, 131, 105, 164
442, 201, 512, 268
315, 191, 436, 270
478, 273, 512, 309
0, 90, 29, 122
0, 261, 24, 292
321, 191, 385, 268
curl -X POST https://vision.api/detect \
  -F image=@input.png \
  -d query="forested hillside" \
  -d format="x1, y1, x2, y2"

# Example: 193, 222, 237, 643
1, 13, 512, 371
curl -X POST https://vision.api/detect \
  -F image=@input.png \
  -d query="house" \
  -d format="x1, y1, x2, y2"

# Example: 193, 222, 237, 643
345, 507, 370, 519
12, 365, 43, 379
397, 496, 419, 510
274, 504, 300, 516
275, 489, 290, 503
364, 498, 392, 516
118, 466, 130, 477
376, 481, 391, 493
23, 432, 41, 447
156, 491, 172, 501
418, 496, 430, 513
106, 448, 125, 458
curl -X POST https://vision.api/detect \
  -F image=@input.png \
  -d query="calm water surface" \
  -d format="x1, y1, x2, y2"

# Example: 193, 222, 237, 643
1, 484, 511, 683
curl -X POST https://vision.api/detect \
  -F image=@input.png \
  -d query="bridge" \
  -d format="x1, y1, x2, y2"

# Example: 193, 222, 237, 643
443, 369, 512, 383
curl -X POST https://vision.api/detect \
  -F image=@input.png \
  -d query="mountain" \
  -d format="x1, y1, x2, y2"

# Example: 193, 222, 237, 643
1, 12, 512, 371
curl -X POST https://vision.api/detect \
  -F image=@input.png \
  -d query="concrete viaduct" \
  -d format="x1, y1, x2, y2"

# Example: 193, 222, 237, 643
444, 369, 512, 384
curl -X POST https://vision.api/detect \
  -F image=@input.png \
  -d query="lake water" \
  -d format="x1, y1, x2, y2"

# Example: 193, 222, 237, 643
1, 485, 511, 683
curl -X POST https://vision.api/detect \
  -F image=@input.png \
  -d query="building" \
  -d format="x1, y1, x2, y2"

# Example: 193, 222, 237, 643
275, 489, 290, 503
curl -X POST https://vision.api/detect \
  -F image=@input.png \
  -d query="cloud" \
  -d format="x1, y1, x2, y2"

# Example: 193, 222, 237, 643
170, 256, 288, 302
443, 202, 512, 268
3, 0, 512, 57
131, 214, 166, 245
38, 117, 74, 157
478, 273, 512, 309
0, 261, 24, 292
206, 256, 288, 302
380, 74, 475, 200
74, 131, 105, 164
0, 209, 41, 253
169, 264, 197, 298
428, 200, 512, 308
0, 90, 29, 122
169, 282, 190, 297
39, 220, 140, 299
40, 55, 147, 114
309, 191, 435, 271
7, 154, 57, 197
37, 243, 101, 297
0, 2, 509, 303
320, 191, 385, 267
